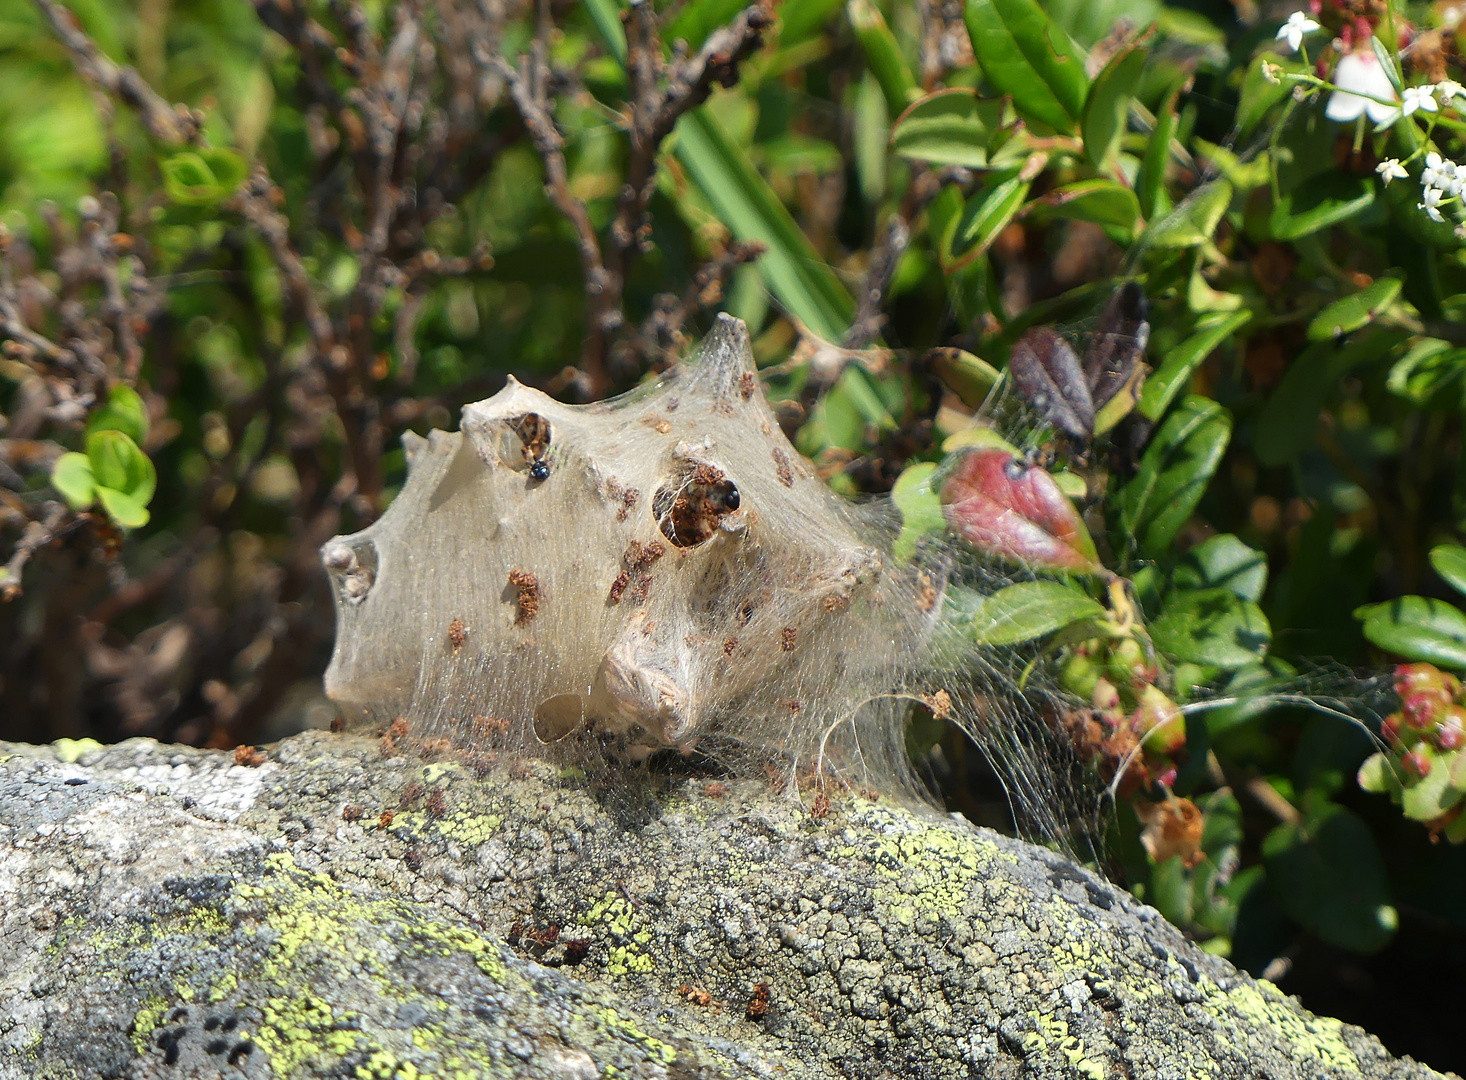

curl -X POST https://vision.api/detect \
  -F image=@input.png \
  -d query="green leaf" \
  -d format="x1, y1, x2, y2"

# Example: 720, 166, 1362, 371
583, 0, 628, 63
1430, 544, 1466, 599
87, 384, 149, 445
890, 89, 1000, 169
51, 451, 96, 510
1237, 55, 1295, 138
1137, 82, 1180, 220
1262, 804, 1396, 953
962, 0, 1089, 134
1356, 752, 1401, 796
1306, 275, 1403, 341
1355, 596, 1466, 670
1141, 180, 1231, 249
1119, 395, 1231, 558
1253, 329, 1402, 466
1385, 339, 1466, 407
1137, 311, 1250, 421
848, 0, 919, 115
1081, 41, 1146, 171
1268, 173, 1375, 241
95, 486, 151, 529
1399, 747, 1466, 822
85, 430, 156, 506
961, 581, 1106, 645
1033, 179, 1140, 232
930, 348, 1002, 408
674, 110, 853, 342
892, 463, 944, 561
200, 147, 249, 193
948, 175, 1030, 267
1174, 534, 1268, 602
1151, 587, 1271, 669
161, 151, 229, 206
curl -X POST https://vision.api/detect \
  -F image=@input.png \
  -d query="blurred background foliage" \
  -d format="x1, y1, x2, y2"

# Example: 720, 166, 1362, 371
2, 0, 1465, 1070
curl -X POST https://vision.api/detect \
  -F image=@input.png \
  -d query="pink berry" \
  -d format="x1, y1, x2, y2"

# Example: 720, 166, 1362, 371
1402, 750, 1432, 779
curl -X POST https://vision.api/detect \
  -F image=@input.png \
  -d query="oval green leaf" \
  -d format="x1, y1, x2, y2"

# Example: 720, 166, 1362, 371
1034, 179, 1141, 232
96, 486, 151, 529
949, 176, 1030, 266
1150, 587, 1271, 669
962, 0, 1089, 134
890, 89, 999, 168
962, 580, 1106, 646
1306, 275, 1403, 341
51, 451, 97, 511
87, 384, 149, 445
1173, 533, 1268, 602
1081, 41, 1147, 171
1137, 311, 1250, 421
1142, 180, 1231, 249
891, 462, 944, 561
1355, 595, 1466, 670
85, 430, 157, 505
1118, 395, 1232, 558
1268, 173, 1375, 241
1430, 544, 1466, 599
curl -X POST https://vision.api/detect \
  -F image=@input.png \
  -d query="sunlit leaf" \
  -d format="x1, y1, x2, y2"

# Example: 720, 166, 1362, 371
1355, 596, 1466, 670
1306, 275, 1402, 341
960, 580, 1107, 645
1151, 587, 1271, 669
50, 451, 96, 511
1119, 396, 1231, 558
962, 0, 1089, 134
1138, 311, 1250, 422
890, 89, 1000, 169
87, 384, 149, 446
1081, 40, 1146, 171
1430, 544, 1466, 599
941, 448, 1101, 572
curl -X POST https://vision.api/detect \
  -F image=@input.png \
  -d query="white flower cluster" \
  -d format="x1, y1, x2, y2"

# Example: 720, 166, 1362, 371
1419, 152, 1462, 221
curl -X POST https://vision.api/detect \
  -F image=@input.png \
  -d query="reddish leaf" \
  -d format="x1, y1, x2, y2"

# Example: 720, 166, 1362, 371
940, 448, 1101, 572
1009, 326, 1094, 440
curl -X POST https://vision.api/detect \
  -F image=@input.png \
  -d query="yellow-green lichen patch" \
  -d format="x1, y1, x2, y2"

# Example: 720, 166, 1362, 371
386, 809, 502, 847
52, 737, 103, 764
582, 892, 654, 976
1208, 982, 1359, 1073
592, 1005, 679, 1066
843, 804, 1005, 918
1021, 1012, 1107, 1080
131, 995, 170, 1055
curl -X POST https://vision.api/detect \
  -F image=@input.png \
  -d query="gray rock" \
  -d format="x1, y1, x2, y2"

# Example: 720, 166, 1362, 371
0, 732, 1450, 1080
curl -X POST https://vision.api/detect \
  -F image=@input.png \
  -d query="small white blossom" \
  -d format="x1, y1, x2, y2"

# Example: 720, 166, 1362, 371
1423, 151, 1447, 188
1376, 158, 1409, 184
1420, 186, 1446, 221
1277, 11, 1321, 52
1261, 61, 1283, 85
1403, 86, 1440, 117
1437, 80, 1465, 102
1326, 50, 1402, 125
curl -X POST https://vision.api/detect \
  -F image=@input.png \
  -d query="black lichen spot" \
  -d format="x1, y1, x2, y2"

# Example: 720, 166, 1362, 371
206, 1037, 230, 1055
228, 1040, 255, 1066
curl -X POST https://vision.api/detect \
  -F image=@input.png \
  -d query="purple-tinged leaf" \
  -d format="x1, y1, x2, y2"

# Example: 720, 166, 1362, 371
1009, 327, 1094, 440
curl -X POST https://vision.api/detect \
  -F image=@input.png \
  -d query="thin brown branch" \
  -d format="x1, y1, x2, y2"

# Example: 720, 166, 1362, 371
33, 0, 200, 145
0, 502, 69, 601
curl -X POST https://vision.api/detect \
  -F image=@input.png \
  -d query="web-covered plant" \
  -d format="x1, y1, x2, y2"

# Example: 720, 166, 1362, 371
322, 313, 1108, 848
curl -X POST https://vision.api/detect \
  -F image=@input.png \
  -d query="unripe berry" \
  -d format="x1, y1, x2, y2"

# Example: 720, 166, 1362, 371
1401, 749, 1432, 779
1380, 712, 1404, 747
1395, 663, 1460, 701
1131, 685, 1185, 755
1091, 677, 1121, 713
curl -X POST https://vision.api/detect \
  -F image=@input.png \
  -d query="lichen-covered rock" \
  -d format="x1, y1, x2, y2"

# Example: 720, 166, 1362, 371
0, 732, 1451, 1080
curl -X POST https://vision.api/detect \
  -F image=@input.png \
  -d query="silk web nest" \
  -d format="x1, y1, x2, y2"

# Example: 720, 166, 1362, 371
322, 315, 1089, 837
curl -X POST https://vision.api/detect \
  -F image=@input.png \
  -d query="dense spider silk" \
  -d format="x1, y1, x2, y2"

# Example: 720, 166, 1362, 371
320, 314, 1115, 855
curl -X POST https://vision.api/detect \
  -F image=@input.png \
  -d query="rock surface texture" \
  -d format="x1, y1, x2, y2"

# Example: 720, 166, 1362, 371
0, 731, 1450, 1080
